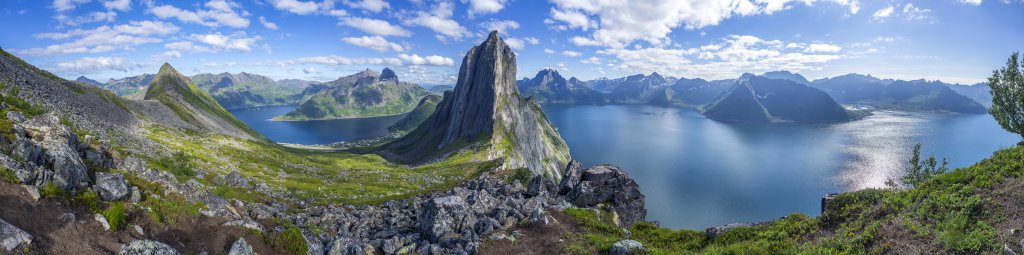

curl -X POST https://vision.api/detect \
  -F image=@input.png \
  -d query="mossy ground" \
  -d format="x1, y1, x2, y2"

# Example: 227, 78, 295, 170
562, 145, 1024, 254
145, 126, 498, 205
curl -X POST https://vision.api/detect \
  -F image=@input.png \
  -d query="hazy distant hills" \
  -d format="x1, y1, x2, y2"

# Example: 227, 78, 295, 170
948, 82, 992, 108
648, 78, 735, 108
811, 74, 986, 113
704, 74, 851, 122
74, 76, 103, 87
517, 69, 606, 104
273, 68, 429, 121
190, 72, 304, 109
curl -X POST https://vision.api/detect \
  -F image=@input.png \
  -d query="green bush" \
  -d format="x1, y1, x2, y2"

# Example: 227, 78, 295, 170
149, 152, 196, 180
74, 190, 102, 213
39, 182, 69, 198
102, 203, 127, 230
1, 166, 19, 183
507, 168, 532, 186
276, 226, 308, 255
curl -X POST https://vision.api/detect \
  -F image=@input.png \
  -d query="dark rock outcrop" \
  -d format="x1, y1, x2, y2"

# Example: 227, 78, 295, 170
379, 67, 399, 83
380, 31, 570, 178
563, 165, 646, 226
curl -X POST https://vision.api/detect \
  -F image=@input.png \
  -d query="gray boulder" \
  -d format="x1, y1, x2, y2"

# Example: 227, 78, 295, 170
23, 114, 88, 190
608, 239, 644, 255
0, 218, 32, 252
6, 111, 25, 123
705, 223, 754, 240
564, 164, 646, 226
327, 237, 364, 255
525, 175, 543, 197
225, 171, 252, 188
558, 160, 583, 195
95, 172, 129, 201
227, 237, 254, 255
419, 195, 476, 242
118, 239, 179, 255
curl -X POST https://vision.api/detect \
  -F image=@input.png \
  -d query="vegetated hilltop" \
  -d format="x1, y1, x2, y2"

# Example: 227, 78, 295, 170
273, 67, 429, 121
380, 31, 571, 179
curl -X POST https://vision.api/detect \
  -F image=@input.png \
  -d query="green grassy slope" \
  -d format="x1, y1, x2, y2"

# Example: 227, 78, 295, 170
143, 63, 261, 139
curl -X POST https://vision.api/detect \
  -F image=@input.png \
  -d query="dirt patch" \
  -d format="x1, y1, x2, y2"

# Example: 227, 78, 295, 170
986, 177, 1024, 253
479, 210, 581, 255
0, 182, 282, 254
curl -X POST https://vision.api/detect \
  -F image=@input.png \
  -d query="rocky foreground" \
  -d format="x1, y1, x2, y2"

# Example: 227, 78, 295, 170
0, 105, 646, 254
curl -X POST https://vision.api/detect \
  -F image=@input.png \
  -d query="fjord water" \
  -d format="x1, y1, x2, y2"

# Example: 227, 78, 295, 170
229, 105, 405, 144
232, 104, 1016, 230
542, 104, 1016, 230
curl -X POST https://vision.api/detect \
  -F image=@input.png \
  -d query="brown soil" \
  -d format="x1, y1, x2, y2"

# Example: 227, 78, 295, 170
0, 181, 283, 255
479, 210, 582, 255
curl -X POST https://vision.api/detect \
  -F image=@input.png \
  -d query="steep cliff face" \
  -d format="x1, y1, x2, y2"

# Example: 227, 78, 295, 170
381, 31, 570, 179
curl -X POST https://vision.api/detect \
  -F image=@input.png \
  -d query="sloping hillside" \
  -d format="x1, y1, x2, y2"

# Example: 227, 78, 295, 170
143, 63, 259, 140
274, 68, 429, 120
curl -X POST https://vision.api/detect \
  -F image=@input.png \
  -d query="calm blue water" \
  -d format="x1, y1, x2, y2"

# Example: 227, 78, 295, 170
228, 105, 405, 144
232, 104, 1018, 230
542, 105, 1017, 230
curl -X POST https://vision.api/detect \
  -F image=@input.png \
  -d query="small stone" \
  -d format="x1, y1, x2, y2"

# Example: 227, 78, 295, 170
222, 220, 263, 232
608, 240, 645, 255
5, 111, 26, 123
525, 175, 543, 197
95, 214, 110, 231
95, 172, 129, 201
21, 185, 40, 200
528, 208, 546, 224
227, 238, 254, 255
396, 244, 415, 255
133, 225, 145, 236
0, 218, 33, 252
1005, 243, 1017, 255
57, 213, 75, 221
127, 186, 142, 203
119, 239, 179, 255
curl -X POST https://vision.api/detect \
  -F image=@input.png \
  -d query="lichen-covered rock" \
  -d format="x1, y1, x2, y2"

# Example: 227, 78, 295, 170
419, 196, 475, 242
327, 237, 364, 255
609, 240, 645, 255
95, 172, 129, 201
564, 164, 646, 226
525, 175, 543, 197
227, 237, 254, 255
0, 218, 32, 252
705, 223, 754, 240
119, 240, 179, 255
23, 114, 88, 191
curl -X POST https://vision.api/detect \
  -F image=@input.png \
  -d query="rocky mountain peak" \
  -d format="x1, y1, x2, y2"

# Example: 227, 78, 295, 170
379, 67, 399, 83
381, 30, 570, 179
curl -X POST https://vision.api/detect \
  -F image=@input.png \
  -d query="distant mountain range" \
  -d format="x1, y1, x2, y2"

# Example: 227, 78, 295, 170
517, 69, 991, 121
516, 69, 606, 104
273, 68, 429, 121
810, 73, 986, 113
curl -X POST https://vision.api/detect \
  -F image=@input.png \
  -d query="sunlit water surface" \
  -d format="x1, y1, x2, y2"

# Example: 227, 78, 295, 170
232, 104, 1016, 230
542, 105, 1016, 230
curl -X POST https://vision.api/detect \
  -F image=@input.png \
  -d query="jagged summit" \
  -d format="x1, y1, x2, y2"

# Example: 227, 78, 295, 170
142, 63, 259, 139
379, 67, 399, 83
380, 30, 571, 178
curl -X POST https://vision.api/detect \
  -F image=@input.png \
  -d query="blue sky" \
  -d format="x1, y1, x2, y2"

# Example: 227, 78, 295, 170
0, 0, 1021, 85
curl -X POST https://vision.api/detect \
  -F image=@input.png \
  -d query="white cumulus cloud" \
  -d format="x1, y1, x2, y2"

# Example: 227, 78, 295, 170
147, 0, 249, 28
403, 1, 471, 40
267, 0, 320, 15
463, 0, 508, 17
399, 54, 455, 66
56, 56, 138, 73
804, 43, 842, 53
341, 36, 406, 52
259, 16, 279, 30
24, 20, 179, 55
347, 0, 390, 13
340, 17, 412, 37
561, 50, 582, 57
